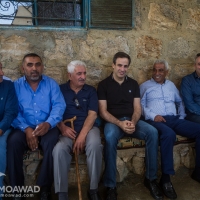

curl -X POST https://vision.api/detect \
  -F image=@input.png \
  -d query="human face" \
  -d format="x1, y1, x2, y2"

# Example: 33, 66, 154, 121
195, 56, 200, 77
152, 63, 168, 84
0, 63, 4, 83
22, 56, 43, 83
69, 65, 86, 88
112, 58, 129, 81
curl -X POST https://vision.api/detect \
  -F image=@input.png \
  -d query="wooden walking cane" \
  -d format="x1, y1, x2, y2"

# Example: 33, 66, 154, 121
63, 116, 82, 200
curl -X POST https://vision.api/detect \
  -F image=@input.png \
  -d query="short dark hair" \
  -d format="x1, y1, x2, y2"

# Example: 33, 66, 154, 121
22, 53, 42, 63
195, 53, 200, 62
113, 52, 131, 66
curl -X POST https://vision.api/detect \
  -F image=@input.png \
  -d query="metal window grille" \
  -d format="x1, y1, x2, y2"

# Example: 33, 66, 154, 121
0, 0, 83, 26
89, 0, 133, 29
0, 0, 134, 29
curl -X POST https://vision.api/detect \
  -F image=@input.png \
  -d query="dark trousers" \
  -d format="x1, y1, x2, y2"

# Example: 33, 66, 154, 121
147, 115, 200, 175
7, 127, 60, 188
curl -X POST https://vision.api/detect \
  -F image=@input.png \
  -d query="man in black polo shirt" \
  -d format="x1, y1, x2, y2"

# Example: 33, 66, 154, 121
97, 52, 162, 200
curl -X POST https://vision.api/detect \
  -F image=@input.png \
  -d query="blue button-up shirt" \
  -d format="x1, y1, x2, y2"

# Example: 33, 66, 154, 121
140, 78, 186, 121
181, 71, 200, 115
12, 75, 66, 132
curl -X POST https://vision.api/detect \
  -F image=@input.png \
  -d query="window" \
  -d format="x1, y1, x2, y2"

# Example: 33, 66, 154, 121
0, 0, 134, 29
89, 0, 133, 29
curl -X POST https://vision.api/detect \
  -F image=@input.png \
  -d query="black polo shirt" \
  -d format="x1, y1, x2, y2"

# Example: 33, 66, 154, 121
97, 73, 140, 119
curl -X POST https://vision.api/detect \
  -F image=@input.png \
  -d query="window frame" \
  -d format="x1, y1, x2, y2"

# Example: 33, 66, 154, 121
0, 0, 135, 30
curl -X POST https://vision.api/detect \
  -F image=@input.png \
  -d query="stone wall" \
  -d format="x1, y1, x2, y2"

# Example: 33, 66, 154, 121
1, 0, 200, 88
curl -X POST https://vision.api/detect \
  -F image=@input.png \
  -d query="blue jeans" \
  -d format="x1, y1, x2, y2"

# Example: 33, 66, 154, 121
0, 128, 12, 199
147, 115, 200, 175
103, 118, 158, 188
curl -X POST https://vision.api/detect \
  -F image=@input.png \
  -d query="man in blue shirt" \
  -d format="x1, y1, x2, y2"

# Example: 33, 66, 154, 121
181, 53, 200, 124
7, 53, 66, 200
97, 52, 162, 200
0, 63, 18, 199
140, 59, 200, 200
53, 60, 103, 200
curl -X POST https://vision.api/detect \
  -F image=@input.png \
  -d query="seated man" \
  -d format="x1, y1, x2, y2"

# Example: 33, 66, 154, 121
53, 60, 103, 200
181, 53, 200, 123
140, 59, 200, 200
97, 52, 162, 200
0, 63, 18, 199
7, 53, 66, 200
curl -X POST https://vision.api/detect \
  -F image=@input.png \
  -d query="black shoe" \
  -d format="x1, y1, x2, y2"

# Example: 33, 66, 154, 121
106, 187, 117, 200
40, 187, 51, 200
87, 190, 102, 200
191, 168, 200, 183
160, 182, 177, 199
144, 178, 163, 200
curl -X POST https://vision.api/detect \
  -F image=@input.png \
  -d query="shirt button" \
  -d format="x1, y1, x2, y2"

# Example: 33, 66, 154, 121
34, 94, 36, 96
34, 103, 36, 105
35, 111, 37, 113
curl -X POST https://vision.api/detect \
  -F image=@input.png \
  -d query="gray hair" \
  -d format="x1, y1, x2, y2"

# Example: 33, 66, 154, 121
67, 60, 86, 73
153, 59, 169, 70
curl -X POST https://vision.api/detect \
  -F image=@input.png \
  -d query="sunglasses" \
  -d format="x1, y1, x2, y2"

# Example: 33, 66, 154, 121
73, 98, 81, 109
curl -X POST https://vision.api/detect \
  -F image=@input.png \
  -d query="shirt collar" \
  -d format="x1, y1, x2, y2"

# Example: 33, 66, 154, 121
150, 77, 167, 84
110, 72, 129, 83
66, 80, 88, 91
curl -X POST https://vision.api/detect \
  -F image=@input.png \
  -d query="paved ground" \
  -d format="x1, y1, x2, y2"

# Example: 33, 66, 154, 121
66, 167, 200, 200
5, 166, 200, 200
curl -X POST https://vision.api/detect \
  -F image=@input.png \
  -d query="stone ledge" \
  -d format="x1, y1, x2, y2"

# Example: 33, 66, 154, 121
22, 141, 195, 186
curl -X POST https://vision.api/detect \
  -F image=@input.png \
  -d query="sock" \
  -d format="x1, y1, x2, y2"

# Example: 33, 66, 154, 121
89, 188, 98, 194
58, 192, 68, 200
161, 173, 170, 184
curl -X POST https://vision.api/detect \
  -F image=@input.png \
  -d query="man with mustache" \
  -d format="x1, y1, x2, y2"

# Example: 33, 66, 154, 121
7, 53, 66, 200
140, 59, 200, 199
97, 52, 162, 200
0, 63, 18, 199
53, 60, 103, 200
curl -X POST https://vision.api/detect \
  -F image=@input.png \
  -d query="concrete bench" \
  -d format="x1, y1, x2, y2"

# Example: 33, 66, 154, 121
22, 134, 195, 186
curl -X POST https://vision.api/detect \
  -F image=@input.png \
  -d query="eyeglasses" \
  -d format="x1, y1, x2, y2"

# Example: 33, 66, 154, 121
73, 98, 80, 109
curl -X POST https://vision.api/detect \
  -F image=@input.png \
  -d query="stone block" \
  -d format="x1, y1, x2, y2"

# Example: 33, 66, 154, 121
136, 36, 162, 58
116, 156, 129, 182
148, 3, 179, 30
131, 156, 145, 175
0, 35, 30, 60
26, 162, 41, 176
187, 8, 200, 32
168, 37, 190, 59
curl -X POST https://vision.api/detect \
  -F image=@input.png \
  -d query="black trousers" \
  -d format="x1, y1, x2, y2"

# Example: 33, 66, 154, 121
7, 127, 60, 188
